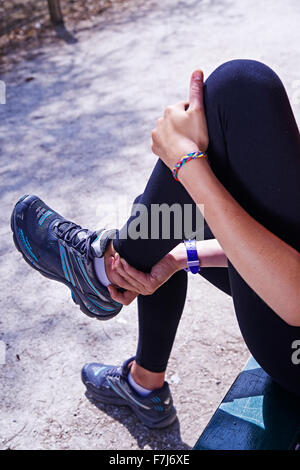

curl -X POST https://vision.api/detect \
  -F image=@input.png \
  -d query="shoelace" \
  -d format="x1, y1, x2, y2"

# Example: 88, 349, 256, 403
105, 366, 123, 379
55, 221, 97, 261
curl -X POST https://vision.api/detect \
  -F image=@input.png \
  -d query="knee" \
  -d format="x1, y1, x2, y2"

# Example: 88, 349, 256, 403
205, 59, 284, 104
132, 194, 143, 205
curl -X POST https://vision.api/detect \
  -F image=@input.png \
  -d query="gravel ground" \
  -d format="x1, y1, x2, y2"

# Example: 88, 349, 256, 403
1, 0, 300, 450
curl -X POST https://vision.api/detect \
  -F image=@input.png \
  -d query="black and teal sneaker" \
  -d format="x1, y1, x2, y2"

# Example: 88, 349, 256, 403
81, 356, 177, 429
11, 194, 122, 320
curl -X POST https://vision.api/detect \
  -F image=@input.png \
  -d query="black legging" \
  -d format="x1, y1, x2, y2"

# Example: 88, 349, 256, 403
113, 59, 300, 396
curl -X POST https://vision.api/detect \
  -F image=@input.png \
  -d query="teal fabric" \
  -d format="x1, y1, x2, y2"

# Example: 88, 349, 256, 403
194, 357, 300, 450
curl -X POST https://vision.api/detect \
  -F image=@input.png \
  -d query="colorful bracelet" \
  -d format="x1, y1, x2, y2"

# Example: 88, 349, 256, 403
172, 151, 207, 181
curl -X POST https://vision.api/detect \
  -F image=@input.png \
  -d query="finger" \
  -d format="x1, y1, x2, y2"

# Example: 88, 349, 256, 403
164, 102, 189, 116
110, 256, 141, 292
156, 117, 164, 127
188, 69, 204, 111
108, 285, 137, 306
173, 100, 189, 111
120, 257, 148, 283
114, 255, 152, 295
164, 106, 172, 118
113, 255, 150, 294
121, 258, 153, 295
151, 143, 159, 156
120, 257, 156, 294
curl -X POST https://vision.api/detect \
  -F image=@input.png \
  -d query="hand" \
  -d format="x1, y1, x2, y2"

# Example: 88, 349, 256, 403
107, 246, 186, 305
151, 70, 209, 170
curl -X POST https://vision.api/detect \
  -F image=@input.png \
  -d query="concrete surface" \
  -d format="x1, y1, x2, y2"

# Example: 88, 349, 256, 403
1, 0, 300, 450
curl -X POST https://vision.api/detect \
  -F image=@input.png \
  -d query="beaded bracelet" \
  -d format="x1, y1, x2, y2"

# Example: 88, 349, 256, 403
172, 151, 207, 181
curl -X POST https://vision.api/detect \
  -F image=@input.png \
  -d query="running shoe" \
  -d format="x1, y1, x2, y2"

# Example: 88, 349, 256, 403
81, 356, 177, 429
11, 194, 122, 320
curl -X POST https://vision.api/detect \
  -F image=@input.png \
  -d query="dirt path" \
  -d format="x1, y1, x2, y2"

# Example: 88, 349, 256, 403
1, 0, 300, 450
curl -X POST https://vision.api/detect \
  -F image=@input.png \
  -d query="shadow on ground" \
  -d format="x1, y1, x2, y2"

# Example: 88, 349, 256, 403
85, 392, 191, 450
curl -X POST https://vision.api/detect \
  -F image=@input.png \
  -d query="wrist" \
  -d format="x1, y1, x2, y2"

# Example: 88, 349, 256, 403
178, 154, 211, 185
168, 243, 189, 272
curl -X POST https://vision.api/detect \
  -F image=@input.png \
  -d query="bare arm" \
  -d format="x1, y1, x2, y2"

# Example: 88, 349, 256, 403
178, 157, 300, 326
107, 237, 228, 306
170, 238, 228, 269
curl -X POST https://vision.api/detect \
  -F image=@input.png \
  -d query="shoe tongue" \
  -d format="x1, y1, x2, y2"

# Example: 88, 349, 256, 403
91, 228, 117, 257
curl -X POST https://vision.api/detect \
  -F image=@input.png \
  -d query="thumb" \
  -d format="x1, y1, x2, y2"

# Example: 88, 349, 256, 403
189, 69, 204, 111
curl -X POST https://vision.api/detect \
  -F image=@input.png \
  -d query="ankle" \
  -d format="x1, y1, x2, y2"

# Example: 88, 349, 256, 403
130, 361, 165, 390
104, 240, 117, 284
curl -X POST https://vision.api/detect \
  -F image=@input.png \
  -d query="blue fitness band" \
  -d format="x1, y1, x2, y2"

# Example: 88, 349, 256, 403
184, 239, 200, 274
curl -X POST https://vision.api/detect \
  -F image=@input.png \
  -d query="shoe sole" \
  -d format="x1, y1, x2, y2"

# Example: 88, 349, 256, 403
82, 375, 177, 429
11, 198, 119, 321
